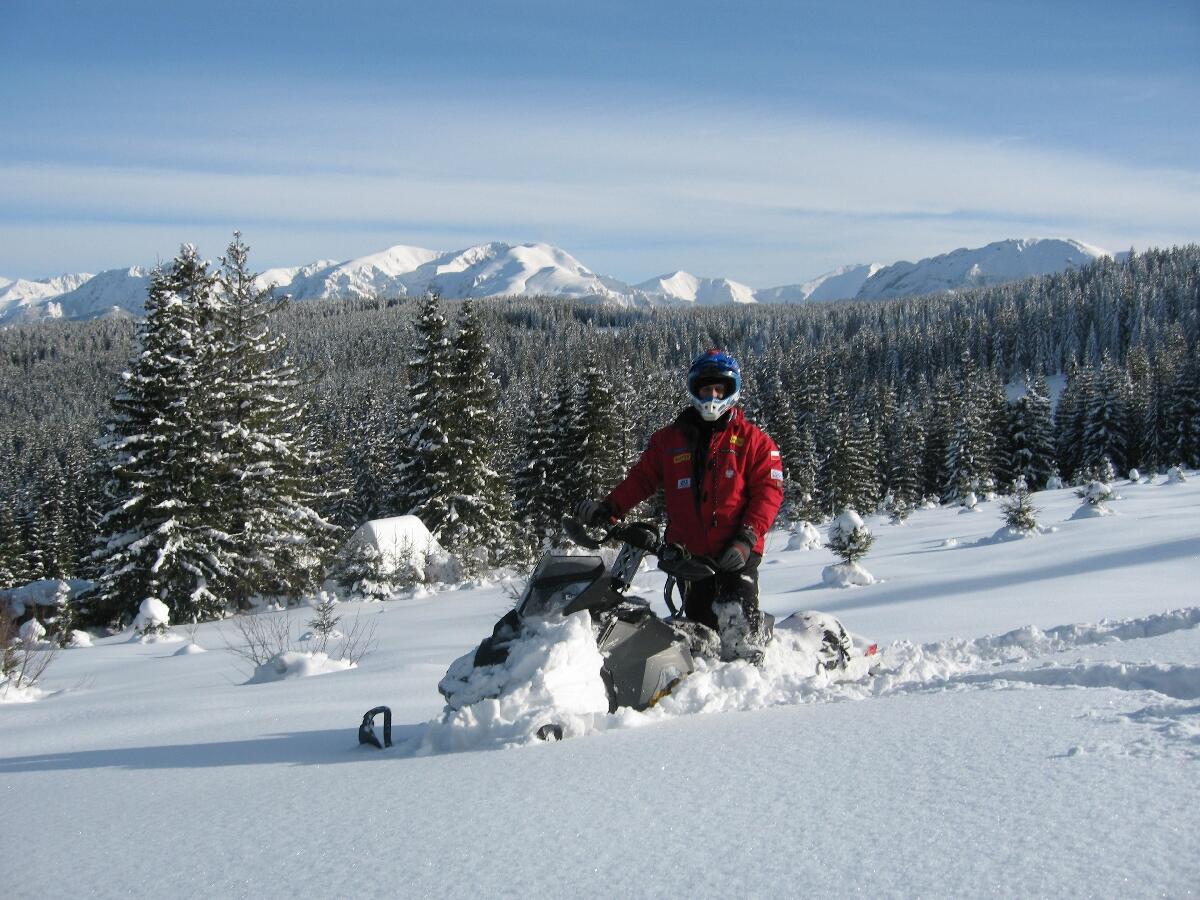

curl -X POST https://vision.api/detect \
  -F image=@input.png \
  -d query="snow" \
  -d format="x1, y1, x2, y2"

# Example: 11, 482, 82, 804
758, 262, 885, 303
2, 474, 1199, 896
345, 514, 460, 583
634, 270, 758, 305
245, 650, 355, 683
857, 238, 1110, 300
1, 577, 93, 617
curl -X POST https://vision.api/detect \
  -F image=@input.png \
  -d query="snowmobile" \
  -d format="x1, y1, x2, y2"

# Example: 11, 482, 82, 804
359, 518, 877, 747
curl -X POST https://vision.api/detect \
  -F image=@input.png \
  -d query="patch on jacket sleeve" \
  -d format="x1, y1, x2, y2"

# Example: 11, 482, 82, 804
672, 452, 691, 464
729, 434, 743, 446
770, 449, 781, 458
770, 468, 784, 480
677, 477, 692, 489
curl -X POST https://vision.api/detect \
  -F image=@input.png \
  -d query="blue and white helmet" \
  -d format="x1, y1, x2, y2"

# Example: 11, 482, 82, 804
687, 349, 741, 421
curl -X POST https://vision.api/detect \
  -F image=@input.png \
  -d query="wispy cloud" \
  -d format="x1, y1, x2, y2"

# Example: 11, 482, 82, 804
2, 98, 1196, 284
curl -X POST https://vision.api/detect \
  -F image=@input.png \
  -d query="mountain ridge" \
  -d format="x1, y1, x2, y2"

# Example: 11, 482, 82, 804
0, 237, 1112, 324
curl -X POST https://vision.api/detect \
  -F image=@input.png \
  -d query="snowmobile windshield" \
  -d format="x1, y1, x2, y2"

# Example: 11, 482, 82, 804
518, 555, 607, 619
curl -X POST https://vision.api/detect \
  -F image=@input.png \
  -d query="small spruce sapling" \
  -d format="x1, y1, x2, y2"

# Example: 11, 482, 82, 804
1000, 480, 1040, 533
827, 509, 875, 565
307, 593, 341, 653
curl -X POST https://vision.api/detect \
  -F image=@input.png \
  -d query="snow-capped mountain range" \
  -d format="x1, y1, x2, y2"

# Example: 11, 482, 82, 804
0, 238, 1110, 324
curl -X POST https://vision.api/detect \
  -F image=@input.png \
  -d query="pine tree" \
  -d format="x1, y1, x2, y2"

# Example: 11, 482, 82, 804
1079, 352, 1129, 479
1000, 481, 1040, 533
566, 353, 622, 505
511, 387, 563, 552
943, 354, 993, 503
395, 293, 457, 536
440, 299, 512, 570
1013, 374, 1057, 489
91, 245, 232, 626
762, 373, 806, 524
1167, 354, 1200, 468
213, 234, 340, 603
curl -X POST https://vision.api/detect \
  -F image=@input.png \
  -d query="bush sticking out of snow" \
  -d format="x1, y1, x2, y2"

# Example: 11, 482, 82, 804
1128, 468, 1140, 483
131, 598, 178, 642
1045, 474, 1065, 490
941, 538, 959, 548
821, 562, 876, 587
785, 521, 822, 551
1, 608, 59, 701
958, 491, 980, 513
1072, 480, 1115, 518
68, 630, 93, 648
245, 651, 354, 684
1166, 466, 1187, 485
19, 618, 47, 645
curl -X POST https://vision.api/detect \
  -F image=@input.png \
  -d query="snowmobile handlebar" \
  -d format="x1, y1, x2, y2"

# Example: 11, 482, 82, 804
562, 516, 717, 583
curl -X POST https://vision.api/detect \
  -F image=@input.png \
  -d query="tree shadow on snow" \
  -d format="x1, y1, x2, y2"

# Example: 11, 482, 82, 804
784, 535, 1200, 616
0, 725, 435, 773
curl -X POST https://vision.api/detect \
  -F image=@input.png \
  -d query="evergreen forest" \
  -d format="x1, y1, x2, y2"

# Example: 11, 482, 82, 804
1, 240, 1197, 626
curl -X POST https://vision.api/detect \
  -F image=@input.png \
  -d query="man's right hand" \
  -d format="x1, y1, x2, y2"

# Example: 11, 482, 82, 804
576, 499, 613, 527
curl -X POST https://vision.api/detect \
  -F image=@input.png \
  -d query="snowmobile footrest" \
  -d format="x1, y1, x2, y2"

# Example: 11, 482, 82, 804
359, 706, 392, 748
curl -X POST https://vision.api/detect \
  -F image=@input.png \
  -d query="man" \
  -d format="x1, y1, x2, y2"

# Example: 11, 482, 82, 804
577, 349, 784, 664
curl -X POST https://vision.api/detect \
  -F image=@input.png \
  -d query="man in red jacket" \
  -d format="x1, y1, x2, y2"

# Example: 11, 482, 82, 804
577, 349, 784, 664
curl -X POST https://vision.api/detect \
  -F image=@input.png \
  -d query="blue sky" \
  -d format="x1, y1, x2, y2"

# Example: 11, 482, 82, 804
2, 0, 1197, 285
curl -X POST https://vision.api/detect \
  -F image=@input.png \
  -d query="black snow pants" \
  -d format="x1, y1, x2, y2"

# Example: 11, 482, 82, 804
682, 552, 769, 662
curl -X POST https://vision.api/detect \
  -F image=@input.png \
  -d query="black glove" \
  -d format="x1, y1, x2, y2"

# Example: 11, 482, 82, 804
576, 499, 613, 527
715, 527, 757, 572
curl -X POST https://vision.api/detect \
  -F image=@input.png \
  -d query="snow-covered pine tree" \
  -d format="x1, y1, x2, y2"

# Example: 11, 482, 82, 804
547, 379, 579, 518
214, 233, 340, 604
1014, 373, 1057, 489
921, 372, 955, 501
1079, 352, 1130, 480
888, 400, 925, 509
1055, 358, 1093, 483
0, 502, 19, 589
511, 387, 562, 553
762, 372, 806, 525
395, 292, 457, 537
1000, 480, 1040, 533
1167, 353, 1200, 468
440, 298, 512, 570
943, 354, 993, 503
826, 507, 875, 565
91, 245, 233, 626
565, 352, 622, 506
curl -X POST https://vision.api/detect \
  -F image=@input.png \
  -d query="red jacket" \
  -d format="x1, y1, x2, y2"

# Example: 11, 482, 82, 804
604, 407, 784, 557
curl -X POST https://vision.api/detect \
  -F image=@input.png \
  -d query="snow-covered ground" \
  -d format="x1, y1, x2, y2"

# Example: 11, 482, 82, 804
3, 476, 1198, 898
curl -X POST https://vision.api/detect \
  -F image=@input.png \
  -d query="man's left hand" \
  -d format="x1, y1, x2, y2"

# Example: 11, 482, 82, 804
715, 528, 756, 571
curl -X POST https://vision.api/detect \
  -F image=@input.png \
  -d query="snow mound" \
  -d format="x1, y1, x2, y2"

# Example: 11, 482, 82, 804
19, 618, 46, 644
345, 515, 461, 583
1166, 466, 1188, 485
1070, 502, 1115, 520
68, 630, 93, 648
173, 642, 207, 656
785, 521, 822, 550
246, 651, 354, 683
983, 525, 1042, 544
822, 562, 876, 587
